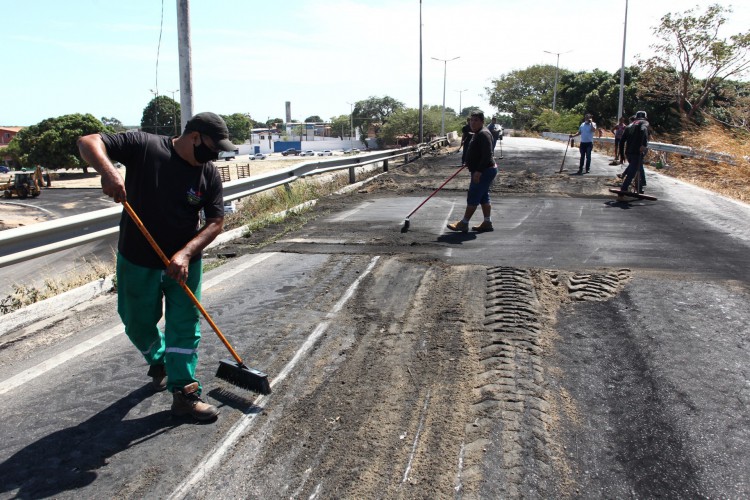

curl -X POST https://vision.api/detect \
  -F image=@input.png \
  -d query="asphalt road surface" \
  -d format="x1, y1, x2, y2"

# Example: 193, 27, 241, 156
0, 137, 748, 498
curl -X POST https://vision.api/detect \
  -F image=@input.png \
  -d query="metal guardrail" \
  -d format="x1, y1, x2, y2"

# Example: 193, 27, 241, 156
542, 132, 739, 165
0, 139, 447, 268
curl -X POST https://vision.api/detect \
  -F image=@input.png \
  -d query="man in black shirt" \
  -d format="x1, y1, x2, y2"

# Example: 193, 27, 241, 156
78, 112, 234, 421
447, 111, 498, 233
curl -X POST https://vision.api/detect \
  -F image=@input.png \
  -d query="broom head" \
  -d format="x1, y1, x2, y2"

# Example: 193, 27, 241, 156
216, 359, 272, 395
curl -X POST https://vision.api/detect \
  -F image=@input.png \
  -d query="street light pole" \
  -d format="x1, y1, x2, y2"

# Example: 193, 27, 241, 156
543, 50, 570, 112
455, 88, 468, 117
617, 0, 629, 121
432, 55, 460, 136
149, 88, 159, 134
346, 101, 354, 143
418, 0, 423, 143
168, 89, 180, 135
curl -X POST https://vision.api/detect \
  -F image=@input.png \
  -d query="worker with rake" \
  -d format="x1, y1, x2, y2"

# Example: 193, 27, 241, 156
78, 112, 235, 421
447, 110, 497, 233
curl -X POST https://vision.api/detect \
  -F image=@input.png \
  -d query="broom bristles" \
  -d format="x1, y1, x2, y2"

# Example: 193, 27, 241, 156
216, 359, 272, 395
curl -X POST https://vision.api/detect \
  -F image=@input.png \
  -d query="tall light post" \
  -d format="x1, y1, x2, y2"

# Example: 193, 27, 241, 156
168, 89, 180, 135
432, 55, 460, 136
617, 0, 629, 121
149, 88, 159, 134
418, 0, 423, 143
455, 88, 468, 117
346, 101, 354, 141
543, 50, 570, 112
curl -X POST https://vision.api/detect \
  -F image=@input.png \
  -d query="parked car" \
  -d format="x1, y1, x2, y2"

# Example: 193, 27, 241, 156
299, 150, 316, 157
317, 150, 333, 156
218, 149, 238, 161
282, 148, 300, 156
250, 153, 267, 160
0, 165, 9, 173
342, 149, 352, 154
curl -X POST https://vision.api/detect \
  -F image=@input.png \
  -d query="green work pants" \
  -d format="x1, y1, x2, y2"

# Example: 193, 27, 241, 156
116, 253, 203, 394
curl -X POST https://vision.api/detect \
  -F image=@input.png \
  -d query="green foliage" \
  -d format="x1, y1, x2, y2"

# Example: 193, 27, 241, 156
304, 115, 322, 122
329, 114, 352, 139
530, 109, 581, 134
140, 95, 181, 135
221, 113, 253, 144
7, 113, 106, 171
640, 3, 750, 121
352, 96, 405, 142
378, 106, 461, 145
101, 116, 126, 133
486, 64, 568, 129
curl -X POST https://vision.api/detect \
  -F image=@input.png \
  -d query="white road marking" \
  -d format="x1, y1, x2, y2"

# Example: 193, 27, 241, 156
402, 389, 431, 484
168, 255, 381, 500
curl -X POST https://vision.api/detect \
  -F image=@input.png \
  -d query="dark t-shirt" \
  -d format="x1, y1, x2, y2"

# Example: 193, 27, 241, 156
619, 119, 650, 157
461, 124, 472, 146
466, 127, 494, 172
100, 131, 224, 269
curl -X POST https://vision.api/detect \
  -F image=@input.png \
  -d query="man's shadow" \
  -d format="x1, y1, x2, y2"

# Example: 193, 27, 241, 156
436, 232, 478, 244
0, 385, 182, 499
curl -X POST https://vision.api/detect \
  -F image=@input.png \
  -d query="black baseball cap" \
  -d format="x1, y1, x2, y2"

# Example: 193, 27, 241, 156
184, 112, 236, 151
635, 110, 648, 119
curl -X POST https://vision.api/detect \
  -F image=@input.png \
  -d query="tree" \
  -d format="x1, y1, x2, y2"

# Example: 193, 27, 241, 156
304, 115, 322, 123
378, 106, 458, 145
140, 95, 181, 135
329, 114, 352, 139
5, 114, 107, 173
101, 116, 126, 133
352, 96, 405, 141
221, 113, 252, 144
265, 118, 284, 129
639, 3, 750, 121
486, 65, 566, 129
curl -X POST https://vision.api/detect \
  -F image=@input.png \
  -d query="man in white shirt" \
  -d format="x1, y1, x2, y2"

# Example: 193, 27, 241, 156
569, 113, 597, 174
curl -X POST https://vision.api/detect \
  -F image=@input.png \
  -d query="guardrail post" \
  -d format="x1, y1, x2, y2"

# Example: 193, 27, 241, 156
383, 159, 389, 172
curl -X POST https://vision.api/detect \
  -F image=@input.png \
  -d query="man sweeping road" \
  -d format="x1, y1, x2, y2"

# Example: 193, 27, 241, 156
77, 112, 235, 422
447, 110, 498, 233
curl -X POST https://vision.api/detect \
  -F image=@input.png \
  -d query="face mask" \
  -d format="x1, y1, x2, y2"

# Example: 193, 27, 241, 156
193, 137, 219, 163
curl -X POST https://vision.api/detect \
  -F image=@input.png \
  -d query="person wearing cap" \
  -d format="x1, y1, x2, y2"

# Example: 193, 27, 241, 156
77, 111, 236, 422
617, 110, 650, 198
569, 113, 597, 174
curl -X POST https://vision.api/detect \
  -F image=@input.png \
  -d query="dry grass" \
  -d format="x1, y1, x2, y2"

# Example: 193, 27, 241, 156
654, 123, 750, 203
0, 255, 115, 315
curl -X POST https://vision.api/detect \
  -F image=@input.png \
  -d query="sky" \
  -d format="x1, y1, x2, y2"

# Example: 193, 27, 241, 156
2, 0, 749, 127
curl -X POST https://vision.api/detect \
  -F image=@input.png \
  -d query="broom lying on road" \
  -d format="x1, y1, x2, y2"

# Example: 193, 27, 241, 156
122, 201, 272, 395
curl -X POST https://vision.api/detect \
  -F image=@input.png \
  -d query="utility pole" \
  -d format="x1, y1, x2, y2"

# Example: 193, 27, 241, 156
418, 0, 423, 144
149, 88, 159, 134
176, 0, 193, 130
543, 50, 570, 112
618, 0, 629, 121
455, 88, 468, 117
346, 101, 354, 142
168, 89, 180, 135
432, 55, 460, 136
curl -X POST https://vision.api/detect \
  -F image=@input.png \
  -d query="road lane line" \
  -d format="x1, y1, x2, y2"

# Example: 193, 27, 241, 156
169, 255, 381, 500
401, 389, 431, 484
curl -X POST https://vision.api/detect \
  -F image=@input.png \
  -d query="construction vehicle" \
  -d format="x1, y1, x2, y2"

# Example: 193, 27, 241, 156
1, 166, 44, 199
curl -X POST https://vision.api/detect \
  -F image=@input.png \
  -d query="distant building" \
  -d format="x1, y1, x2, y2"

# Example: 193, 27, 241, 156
0, 126, 23, 146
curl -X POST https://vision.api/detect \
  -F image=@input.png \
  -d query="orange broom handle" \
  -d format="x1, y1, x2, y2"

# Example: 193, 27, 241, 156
122, 201, 244, 366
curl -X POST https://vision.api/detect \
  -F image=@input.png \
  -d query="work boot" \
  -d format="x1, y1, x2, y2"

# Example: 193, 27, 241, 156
471, 221, 494, 232
446, 220, 469, 233
147, 363, 167, 391
172, 382, 219, 421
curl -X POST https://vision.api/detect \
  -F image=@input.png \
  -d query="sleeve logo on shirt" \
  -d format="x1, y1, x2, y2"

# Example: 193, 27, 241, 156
186, 188, 203, 206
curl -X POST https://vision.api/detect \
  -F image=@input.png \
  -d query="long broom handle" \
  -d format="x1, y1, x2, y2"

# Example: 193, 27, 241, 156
558, 139, 570, 173
122, 201, 245, 366
406, 165, 466, 219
